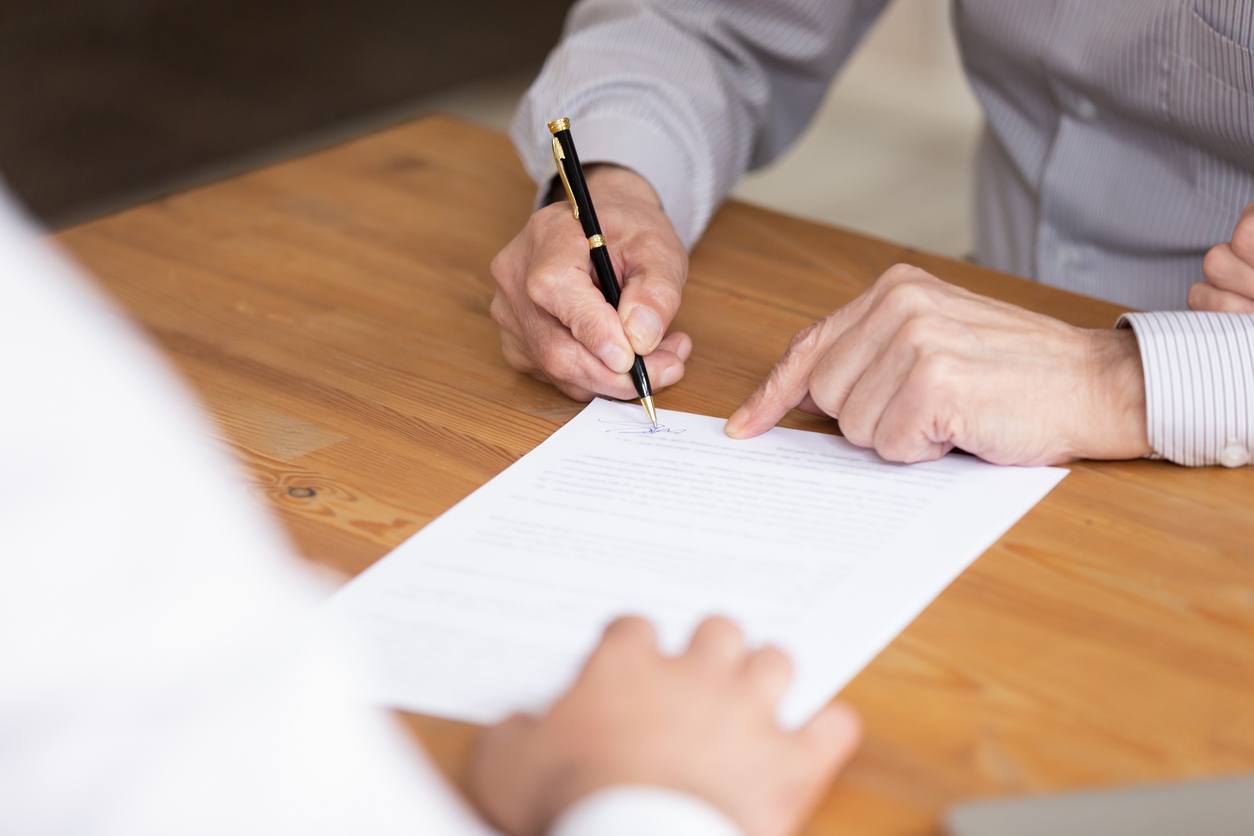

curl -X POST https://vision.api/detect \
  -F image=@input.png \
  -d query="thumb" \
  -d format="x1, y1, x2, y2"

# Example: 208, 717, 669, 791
617, 237, 688, 355
725, 319, 835, 439
797, 701, 862, 774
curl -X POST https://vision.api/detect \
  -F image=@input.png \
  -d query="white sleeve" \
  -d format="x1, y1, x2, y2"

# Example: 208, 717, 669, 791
510, 0, 889, 247
1119, 311, 1254, 467
0, 191, 742, 836
0, 193, 495, 836
550, 787, 742, 836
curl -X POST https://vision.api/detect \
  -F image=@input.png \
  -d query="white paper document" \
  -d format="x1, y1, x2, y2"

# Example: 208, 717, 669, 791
328, 398, 1066, 726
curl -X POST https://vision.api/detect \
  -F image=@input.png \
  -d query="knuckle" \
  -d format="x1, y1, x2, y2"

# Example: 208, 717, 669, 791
488, 250, 506, 282
879, 262, 927, 288
488, 244, 519, 287
809, 383, 843, 420
895, 314, 943, 349
913, 351, 960, 393
489, 293, 511, 327
879, 279, 935, 318
524, 269, 561, 307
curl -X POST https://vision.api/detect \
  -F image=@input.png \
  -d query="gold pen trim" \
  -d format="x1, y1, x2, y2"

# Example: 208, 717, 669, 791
546, 117, 570, 134
588, 234, 606, 249
641, 395, 658, 427
550, 136, 579, 221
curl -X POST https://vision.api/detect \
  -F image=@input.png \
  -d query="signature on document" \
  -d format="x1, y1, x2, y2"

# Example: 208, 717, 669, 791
598, 419, 687, 436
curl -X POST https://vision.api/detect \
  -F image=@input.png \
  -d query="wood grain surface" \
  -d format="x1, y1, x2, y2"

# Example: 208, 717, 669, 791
54, 115, 1254, 835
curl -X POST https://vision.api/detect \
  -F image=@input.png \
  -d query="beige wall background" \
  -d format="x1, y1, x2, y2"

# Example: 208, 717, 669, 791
421, 0, 983, 258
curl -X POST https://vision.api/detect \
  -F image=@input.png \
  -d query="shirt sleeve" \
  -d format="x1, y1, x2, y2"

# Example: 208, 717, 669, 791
0, 194, 496, 836
550, 787, 742, 836
509, 0, 890, 248
1119, 311, 1254, 467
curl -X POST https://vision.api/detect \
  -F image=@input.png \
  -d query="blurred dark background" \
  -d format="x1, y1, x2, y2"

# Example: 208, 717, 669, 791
0, 0, 572, 227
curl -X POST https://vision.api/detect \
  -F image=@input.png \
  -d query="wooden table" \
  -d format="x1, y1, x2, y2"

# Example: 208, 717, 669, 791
56, 116, 1254, 834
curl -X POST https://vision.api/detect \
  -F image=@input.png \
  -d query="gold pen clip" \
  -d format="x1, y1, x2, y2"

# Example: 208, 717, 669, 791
551, 136, 580, 221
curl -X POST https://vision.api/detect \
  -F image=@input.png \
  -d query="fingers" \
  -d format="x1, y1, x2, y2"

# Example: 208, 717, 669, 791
725, 267, 942, 440
685, 615, 745, 668
806, 279, 950, 420
684, 619, 794, 706
827, 339, 915, 451
501, 301, 692, 399
526, 256, 636, 374
1189, 281, 1254, 313
832, 315, 958, 451
617, 232, 688, 355
741, 645, 794, 704
579, 614, 660, 686
584, 615, 659, 674
644, 331, 693, 391
492, 202, 691, 400
1200, 243, 1254, 301
724, 319, 836, 439
1232, 203, 1254, 265
870, 358, 959, 463
1192, 208, 1254, 313
601, 614, 658, 647
797, 701, 862, 770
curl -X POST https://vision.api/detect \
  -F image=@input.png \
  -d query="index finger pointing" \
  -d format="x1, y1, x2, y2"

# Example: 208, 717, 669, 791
724, 319, 836, 438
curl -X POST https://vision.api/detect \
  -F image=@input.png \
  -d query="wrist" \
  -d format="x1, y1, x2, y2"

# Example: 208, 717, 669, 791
1074, 328, 1152, 460
543, 164, 663, 213
584, 164, 663, 208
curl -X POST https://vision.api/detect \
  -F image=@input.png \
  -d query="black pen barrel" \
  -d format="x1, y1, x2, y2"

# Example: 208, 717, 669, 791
548, 117, 655, 407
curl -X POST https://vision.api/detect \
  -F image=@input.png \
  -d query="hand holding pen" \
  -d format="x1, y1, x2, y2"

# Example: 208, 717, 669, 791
486, 124, 692, 409
547, 117, 663, 424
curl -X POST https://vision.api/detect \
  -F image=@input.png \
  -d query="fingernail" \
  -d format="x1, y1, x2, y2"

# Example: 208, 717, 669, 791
677, 335, 693, 361
725, 408, 748, 437
598, 341, 634, 374
624, 307, 662, 353
658, 365, 682, 387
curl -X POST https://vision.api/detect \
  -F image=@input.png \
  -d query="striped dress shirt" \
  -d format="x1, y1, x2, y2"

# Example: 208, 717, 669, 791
510, 0, 1254, 467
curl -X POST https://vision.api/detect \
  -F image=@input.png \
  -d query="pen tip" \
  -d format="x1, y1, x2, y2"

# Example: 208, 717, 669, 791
641, 396, 658, 427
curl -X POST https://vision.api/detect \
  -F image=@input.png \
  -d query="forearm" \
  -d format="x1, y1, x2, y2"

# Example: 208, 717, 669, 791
510, 0, 888, 247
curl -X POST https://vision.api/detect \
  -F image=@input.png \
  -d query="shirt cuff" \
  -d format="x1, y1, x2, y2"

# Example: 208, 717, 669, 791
511, 113, 702, 249
1117, 311, 1254, 467
548, 786, 742, 836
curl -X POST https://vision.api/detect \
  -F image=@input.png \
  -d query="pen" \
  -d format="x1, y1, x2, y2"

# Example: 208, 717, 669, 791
547, 116, 658, 427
